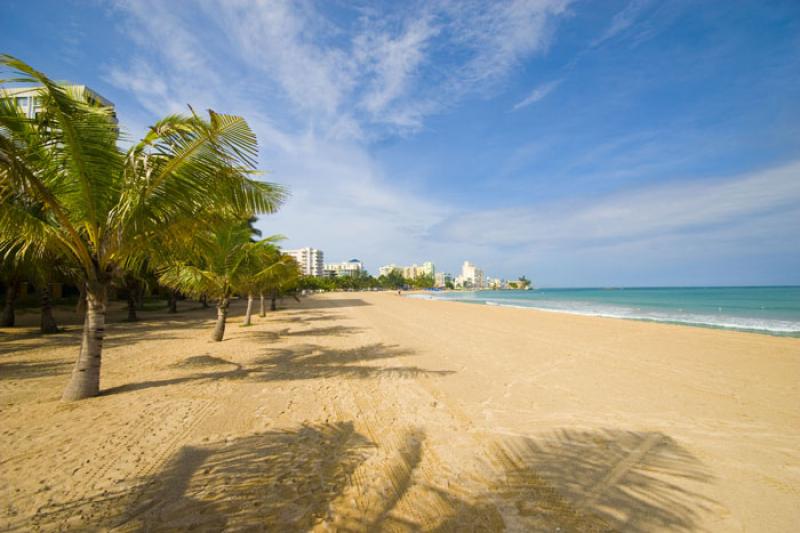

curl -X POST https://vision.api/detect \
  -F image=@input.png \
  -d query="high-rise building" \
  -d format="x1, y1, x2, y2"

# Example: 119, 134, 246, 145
458, 260, 485, 289
324, 259, 363, 277
3, 85, 116, 121
379, 264, 400, 277
285, 247, 324, 277
380, 261, 435, 279
434, 272, 452, 288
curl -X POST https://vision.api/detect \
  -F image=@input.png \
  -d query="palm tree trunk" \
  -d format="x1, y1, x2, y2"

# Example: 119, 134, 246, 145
126, 291, 138, 321
39, 284, 59, 334
62, 282, 107, 401
270, 289, 277, 311
1, 280, 20, 327
136, 285, 145, 310
167, 290, 178, 313
125, 277, 138, 322
76, 283, 87, 315
259, 292, 266, 317
243, 293, 254, 326
212, 297, 229, 341
201, 294, 209, 308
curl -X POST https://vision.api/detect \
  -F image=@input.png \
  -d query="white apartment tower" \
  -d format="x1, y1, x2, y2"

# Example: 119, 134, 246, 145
285, 247, 325, 277
380, 261, 435, 279
460, 261, 485, 289
324, 259, 363, 277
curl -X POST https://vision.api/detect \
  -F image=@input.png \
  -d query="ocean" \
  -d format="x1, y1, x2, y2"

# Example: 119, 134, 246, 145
406, 286, 800, 336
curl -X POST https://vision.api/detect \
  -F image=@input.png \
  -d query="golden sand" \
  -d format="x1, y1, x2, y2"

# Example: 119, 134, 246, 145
1, 292, 798, 531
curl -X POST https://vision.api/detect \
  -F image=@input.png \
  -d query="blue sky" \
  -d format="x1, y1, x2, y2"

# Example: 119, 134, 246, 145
2, 0, 799, 286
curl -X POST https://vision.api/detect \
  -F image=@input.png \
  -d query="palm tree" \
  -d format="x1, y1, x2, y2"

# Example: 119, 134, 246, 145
0, 56, 286, 400
258, 252, 299, 314
238, 241, 285, 326
157, 220, 281, 341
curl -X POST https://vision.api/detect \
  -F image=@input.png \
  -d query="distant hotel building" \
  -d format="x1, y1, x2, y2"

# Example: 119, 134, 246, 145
487, 277, 503, 289
379, 264, 400, 277
455, 260, 485, 289
434, 272, 452, 288
3, 85, 116, 121
324, 259, 363, 277
379, 261, 435, 279
285, 247, 324, 277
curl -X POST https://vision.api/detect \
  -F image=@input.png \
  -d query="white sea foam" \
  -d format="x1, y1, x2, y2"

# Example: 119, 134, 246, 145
406, 293, 800, 334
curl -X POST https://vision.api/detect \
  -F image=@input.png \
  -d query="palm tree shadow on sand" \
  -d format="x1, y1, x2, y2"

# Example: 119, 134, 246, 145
252, 343, 455, 381
25, 425, 716, 531
99, 343, 453, 396
326, 428, 717, 532
25, 422, 373, 531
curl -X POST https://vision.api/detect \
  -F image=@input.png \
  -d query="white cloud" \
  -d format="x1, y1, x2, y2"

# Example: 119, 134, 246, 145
446, 0, 571, 86
96, 0, 800, 285
592, 0, 652, 47
209, 0, 355, 115
357, 17, 438, 117
156, 0, 573, 133
513, 78, 562, 110
99, 0, 577, 270
434, 161, 800, 249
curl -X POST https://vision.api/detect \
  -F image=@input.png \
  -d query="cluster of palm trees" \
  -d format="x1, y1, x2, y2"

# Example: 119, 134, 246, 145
0, 56, 297, 401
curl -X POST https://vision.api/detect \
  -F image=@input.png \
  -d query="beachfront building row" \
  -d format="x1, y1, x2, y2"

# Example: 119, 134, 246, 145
324, 259, 364, 277
285, 247, 324, 277
379, 261, 435, 279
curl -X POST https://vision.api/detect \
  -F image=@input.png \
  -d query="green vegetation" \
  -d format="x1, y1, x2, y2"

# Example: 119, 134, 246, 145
0, 56, 288, 400
507, 276, 532, 290
157, 220, 284, 341
298, 270, 436, 292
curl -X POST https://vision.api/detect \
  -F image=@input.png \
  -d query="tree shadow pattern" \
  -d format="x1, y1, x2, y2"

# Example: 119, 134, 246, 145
484, 428, 716, 531
26, 422, 373, 531
294, 298, 371, 310
327, 428, 715, 532
20, 424, 716, 532
252, 343, 454, 382
99, 343, 451, 397
0, 359, 72, 380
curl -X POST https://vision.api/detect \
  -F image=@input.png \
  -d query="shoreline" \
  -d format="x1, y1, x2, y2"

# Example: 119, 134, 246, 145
404, 289, 800, 337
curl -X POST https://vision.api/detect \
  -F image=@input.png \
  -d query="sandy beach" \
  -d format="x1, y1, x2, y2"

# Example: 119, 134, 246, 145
1, 292, 798, 531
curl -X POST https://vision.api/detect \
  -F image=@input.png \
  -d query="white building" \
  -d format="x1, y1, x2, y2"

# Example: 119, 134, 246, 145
324, 259, 363, 277
458, 261, 485, 289
416, 261, 436, 278
379, 261, 435, 279
379, 264, 400, 277
434, 272, 452, 288
487, 277, 503, 289
3, 85, 116, 121
285, 247, 324, 277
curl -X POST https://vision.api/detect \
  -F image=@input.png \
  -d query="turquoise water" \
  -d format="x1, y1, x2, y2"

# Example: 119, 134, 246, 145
407, 287, 800, 336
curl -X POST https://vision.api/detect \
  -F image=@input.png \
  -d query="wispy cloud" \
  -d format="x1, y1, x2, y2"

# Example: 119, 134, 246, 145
100, 0, 576, 267
95, 0, 798, 285
433, 161, 800, 250
356, 17, 438, 118
592, 0, 653, 47
107, 0, 573, 135
445, 0, 571, 87
513, 78, 562, 110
